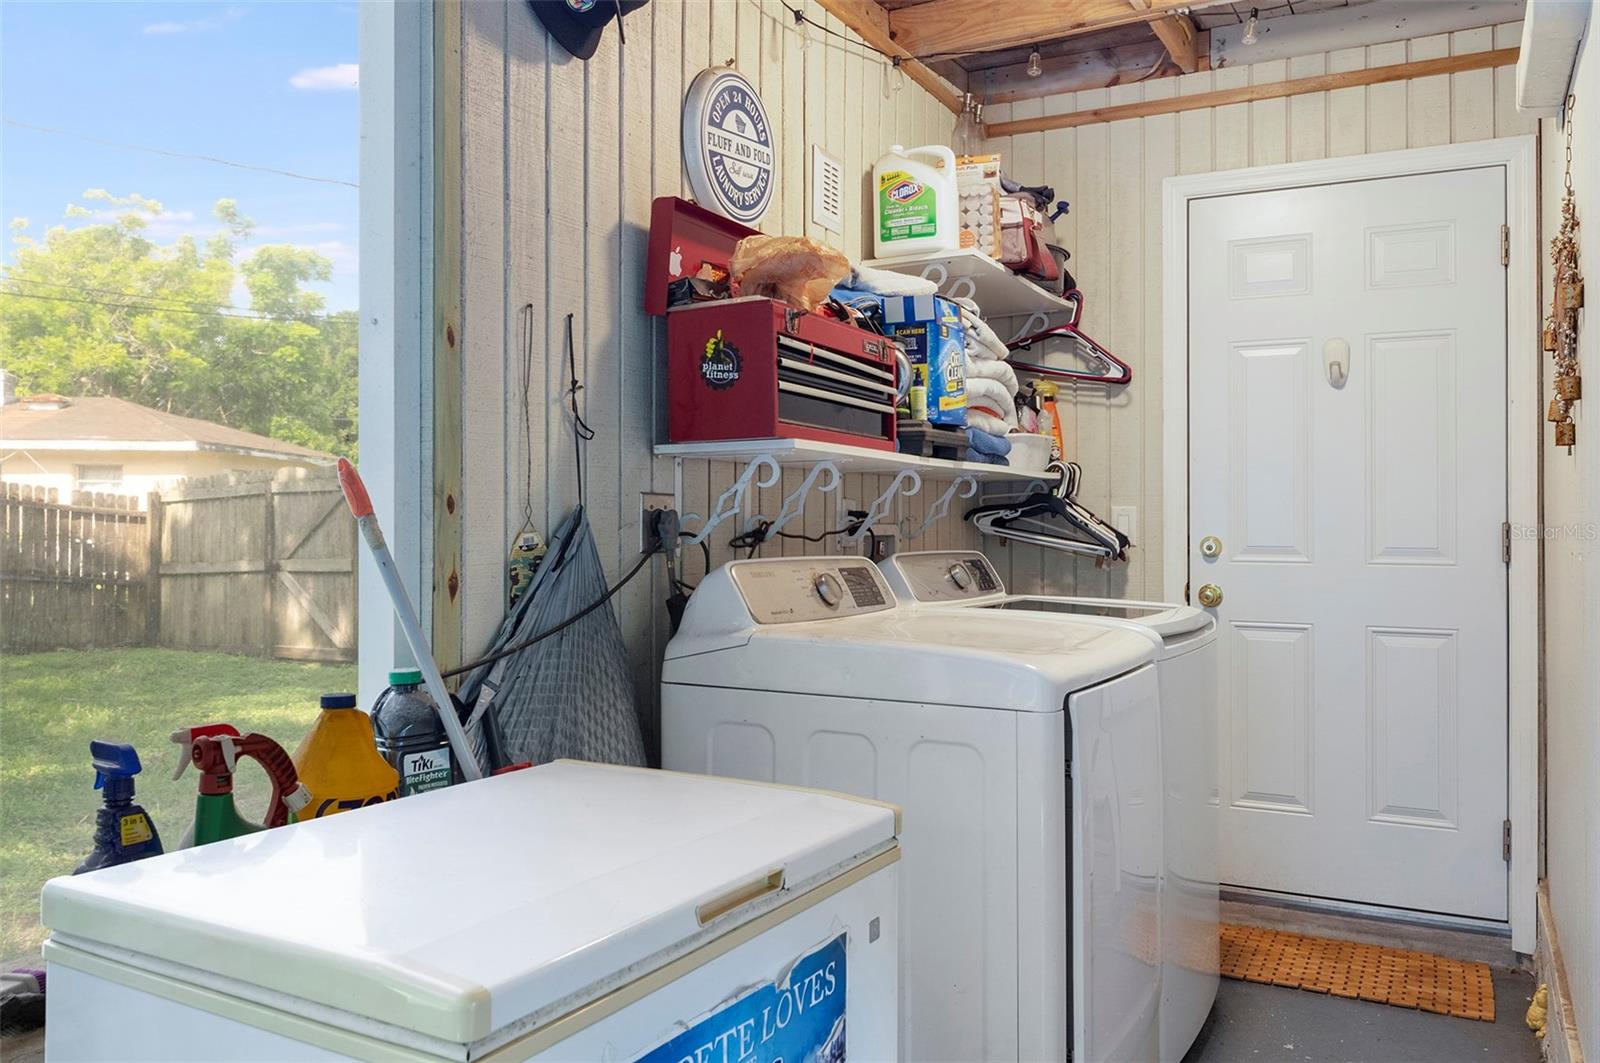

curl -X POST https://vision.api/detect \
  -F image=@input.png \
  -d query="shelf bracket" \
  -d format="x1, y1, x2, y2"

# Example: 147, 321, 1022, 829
842, 469, 922, 542
1007, 311, 1054, 345
901, 475, 978, 541
681, 456, 783, 546
758, 461, 842, 538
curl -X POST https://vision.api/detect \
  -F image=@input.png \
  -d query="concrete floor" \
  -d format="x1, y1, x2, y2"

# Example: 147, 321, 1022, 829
1187, 966, 1542, 1063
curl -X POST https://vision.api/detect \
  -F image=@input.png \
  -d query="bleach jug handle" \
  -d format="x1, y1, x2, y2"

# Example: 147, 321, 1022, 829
906, 144, 957, 174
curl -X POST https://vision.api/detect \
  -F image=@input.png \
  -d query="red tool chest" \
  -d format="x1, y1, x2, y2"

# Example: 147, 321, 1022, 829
644, 196, 904, 452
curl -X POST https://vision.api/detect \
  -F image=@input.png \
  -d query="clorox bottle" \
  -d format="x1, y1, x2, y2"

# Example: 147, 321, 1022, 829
291, 693, 400, 819
873, 144, 960, 259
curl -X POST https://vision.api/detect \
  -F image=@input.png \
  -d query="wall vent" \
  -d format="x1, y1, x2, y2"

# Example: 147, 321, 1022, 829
812, 146, 844, 235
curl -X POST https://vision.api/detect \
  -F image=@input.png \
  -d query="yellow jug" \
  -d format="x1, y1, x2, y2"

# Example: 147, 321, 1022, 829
292, 693, 399, 819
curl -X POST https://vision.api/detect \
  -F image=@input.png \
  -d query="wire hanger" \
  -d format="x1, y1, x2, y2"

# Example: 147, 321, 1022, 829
1007, 322, 1132, 385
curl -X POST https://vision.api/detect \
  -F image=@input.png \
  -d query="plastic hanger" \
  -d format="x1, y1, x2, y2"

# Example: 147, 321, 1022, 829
1008, 323, 1133, 385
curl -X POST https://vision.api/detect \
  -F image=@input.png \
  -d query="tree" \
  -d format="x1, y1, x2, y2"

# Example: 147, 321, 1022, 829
0, 191, 357, 455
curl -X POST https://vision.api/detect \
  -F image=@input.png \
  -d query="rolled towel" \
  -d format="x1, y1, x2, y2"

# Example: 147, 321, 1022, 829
964, 376, 1019, 428
951, 297, 1011, 361
965, 357, 1019, 398
837, 264, 940, 297
965, 428, 1012, 465
964, 408, 1013, 436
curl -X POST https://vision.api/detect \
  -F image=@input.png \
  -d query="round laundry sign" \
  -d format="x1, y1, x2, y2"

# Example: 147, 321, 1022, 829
683, 67, 774, 225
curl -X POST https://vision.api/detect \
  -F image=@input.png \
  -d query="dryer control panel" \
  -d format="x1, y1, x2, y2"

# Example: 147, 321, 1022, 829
729, 557, 895, 624
880, 550, 1007, 604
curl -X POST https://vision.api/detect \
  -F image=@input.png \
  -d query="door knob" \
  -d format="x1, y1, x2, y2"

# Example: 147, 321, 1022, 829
1199, 535, 1223, 559
1196, 583, 1224, 608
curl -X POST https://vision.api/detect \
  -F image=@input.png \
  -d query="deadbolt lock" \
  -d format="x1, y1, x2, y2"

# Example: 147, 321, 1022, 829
1196, 583, 1224, 608
1199, 535, 1223, 559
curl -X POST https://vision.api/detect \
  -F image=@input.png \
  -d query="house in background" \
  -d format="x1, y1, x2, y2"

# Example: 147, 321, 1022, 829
0, 370, 333, 505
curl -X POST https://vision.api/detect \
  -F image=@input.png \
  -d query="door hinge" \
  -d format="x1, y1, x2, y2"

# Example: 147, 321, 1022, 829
1501, 521, 1512, 564
1503, 819, 1512, 863
1500, 224, 1510, 267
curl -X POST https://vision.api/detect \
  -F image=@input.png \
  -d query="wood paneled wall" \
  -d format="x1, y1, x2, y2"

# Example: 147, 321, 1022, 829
447, 0, 974, 759
980, 21, 1536, 601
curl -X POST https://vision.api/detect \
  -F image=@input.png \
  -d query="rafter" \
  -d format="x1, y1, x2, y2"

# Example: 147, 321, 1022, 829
887, 0, 1208, 59
1132, 0, 1199, 74
983, 47, 1520, 134
814, 0, 964, 113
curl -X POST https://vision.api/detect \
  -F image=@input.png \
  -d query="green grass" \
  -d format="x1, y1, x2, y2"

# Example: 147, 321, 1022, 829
0, 648, 354, 967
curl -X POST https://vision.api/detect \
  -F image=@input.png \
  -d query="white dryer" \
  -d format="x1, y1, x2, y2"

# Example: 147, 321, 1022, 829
662, 556, 1162, 1063
880, 550, 1220, 1063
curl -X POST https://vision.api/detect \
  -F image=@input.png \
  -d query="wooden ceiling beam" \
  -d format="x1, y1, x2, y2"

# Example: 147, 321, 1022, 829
983, 46, 1520, 134
975, 39, 1172, 103
886, 0, 1207, 59
1138, 2, 1198, 74
814, 0, 965, 113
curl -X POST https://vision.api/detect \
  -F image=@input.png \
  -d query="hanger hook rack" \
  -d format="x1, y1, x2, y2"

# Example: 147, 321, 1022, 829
901, 475, 979, 541
681, 456, 783, 546
842, 469, 922, 541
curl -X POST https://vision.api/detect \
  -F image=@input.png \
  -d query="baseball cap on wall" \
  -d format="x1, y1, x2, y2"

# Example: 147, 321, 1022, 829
528, 0, 650, 61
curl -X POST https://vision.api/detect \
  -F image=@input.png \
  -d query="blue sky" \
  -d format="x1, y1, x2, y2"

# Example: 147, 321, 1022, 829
2, 1, 359, 310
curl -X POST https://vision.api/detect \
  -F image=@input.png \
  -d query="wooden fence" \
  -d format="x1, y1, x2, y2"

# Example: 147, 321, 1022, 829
155, 468, 357, 662
1, 484, 152, 652
2, 468, 356, 661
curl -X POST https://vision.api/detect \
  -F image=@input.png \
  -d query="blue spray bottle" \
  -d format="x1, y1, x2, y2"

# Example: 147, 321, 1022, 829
75, 741, 164, 874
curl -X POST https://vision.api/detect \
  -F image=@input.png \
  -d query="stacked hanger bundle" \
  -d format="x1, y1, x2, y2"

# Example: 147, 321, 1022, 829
965, 461, 1130, 560
1006, 290, 1132, 386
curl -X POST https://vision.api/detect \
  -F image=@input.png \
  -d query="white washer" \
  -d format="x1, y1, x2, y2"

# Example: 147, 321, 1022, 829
880, 550, 1221, 1063
662, 556, 1163, 1063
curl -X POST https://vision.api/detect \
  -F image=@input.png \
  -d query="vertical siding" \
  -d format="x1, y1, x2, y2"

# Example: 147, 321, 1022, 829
981, 23, 1536, 599
448, 0, 977, 761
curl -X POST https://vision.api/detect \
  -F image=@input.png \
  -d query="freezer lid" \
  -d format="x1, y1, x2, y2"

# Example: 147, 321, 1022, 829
41, 761, 897, 1045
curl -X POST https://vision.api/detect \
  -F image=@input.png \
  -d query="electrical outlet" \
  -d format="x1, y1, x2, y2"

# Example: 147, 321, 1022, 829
871, 531, 897, 562
836, 498, 859, 551
641, 492, 675, 552
1110, 506, 1137, 542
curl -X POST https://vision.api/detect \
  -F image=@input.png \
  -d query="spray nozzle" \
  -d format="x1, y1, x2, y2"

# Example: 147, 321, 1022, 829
90, 741, 142, 790
170, 724, 241, 780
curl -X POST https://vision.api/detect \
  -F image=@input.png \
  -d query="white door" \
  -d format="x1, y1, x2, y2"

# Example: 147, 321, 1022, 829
1188, 167, 1509, 920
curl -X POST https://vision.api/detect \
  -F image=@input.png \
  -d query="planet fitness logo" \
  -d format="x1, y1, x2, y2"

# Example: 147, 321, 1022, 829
887, 179, 924, 203
684, 69, 773, 224
701, 330, 742, 390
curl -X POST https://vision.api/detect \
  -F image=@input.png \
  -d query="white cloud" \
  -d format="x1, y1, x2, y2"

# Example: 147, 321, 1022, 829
143, 7, 245, 35
310, 240, 359, 274
289, 64, 359, 92
253, 221, 345, 238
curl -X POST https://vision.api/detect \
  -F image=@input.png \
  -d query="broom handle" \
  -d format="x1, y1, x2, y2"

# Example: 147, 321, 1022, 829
337, 459, 484, 781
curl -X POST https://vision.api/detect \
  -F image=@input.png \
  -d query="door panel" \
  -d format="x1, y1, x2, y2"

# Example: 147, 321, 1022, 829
1189, 166, 1508, 920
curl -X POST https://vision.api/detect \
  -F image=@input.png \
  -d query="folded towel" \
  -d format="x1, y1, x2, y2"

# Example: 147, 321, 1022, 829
964, 376, 1019, 428
951, 297, 1011, 361
966, 427, 1012, 456
837, 264, 940, 297
964, 408, 1013, 436
964, 357, 1019, 397
965, 428, 1011, 465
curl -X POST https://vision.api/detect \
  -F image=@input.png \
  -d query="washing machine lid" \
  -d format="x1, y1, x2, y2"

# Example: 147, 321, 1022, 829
881, 551, 1211, 641
985, 596, 1211, 640
665, 557, 1155, 708
41, 761, 897, 1046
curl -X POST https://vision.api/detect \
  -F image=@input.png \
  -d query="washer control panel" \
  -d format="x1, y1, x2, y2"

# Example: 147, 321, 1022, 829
881, 550, 1006, 603
730, 557, 894, 624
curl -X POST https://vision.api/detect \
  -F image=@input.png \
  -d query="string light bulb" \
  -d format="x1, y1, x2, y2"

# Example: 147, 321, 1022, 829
1027, 49, 1043, 78
793, 6, 810, 51
1241, 8, 1259, 45
890, 55, 906, 92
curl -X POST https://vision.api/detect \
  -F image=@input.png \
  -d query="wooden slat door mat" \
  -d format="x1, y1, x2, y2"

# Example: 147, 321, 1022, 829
1219, 923, 1496, 1022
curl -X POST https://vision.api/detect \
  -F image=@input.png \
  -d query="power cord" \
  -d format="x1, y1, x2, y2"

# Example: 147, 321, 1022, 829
729, 511, 877, 559
443, 511, 671, 679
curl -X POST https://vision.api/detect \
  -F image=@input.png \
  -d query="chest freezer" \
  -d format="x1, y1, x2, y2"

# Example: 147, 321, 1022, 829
40, 760, 900, 1062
